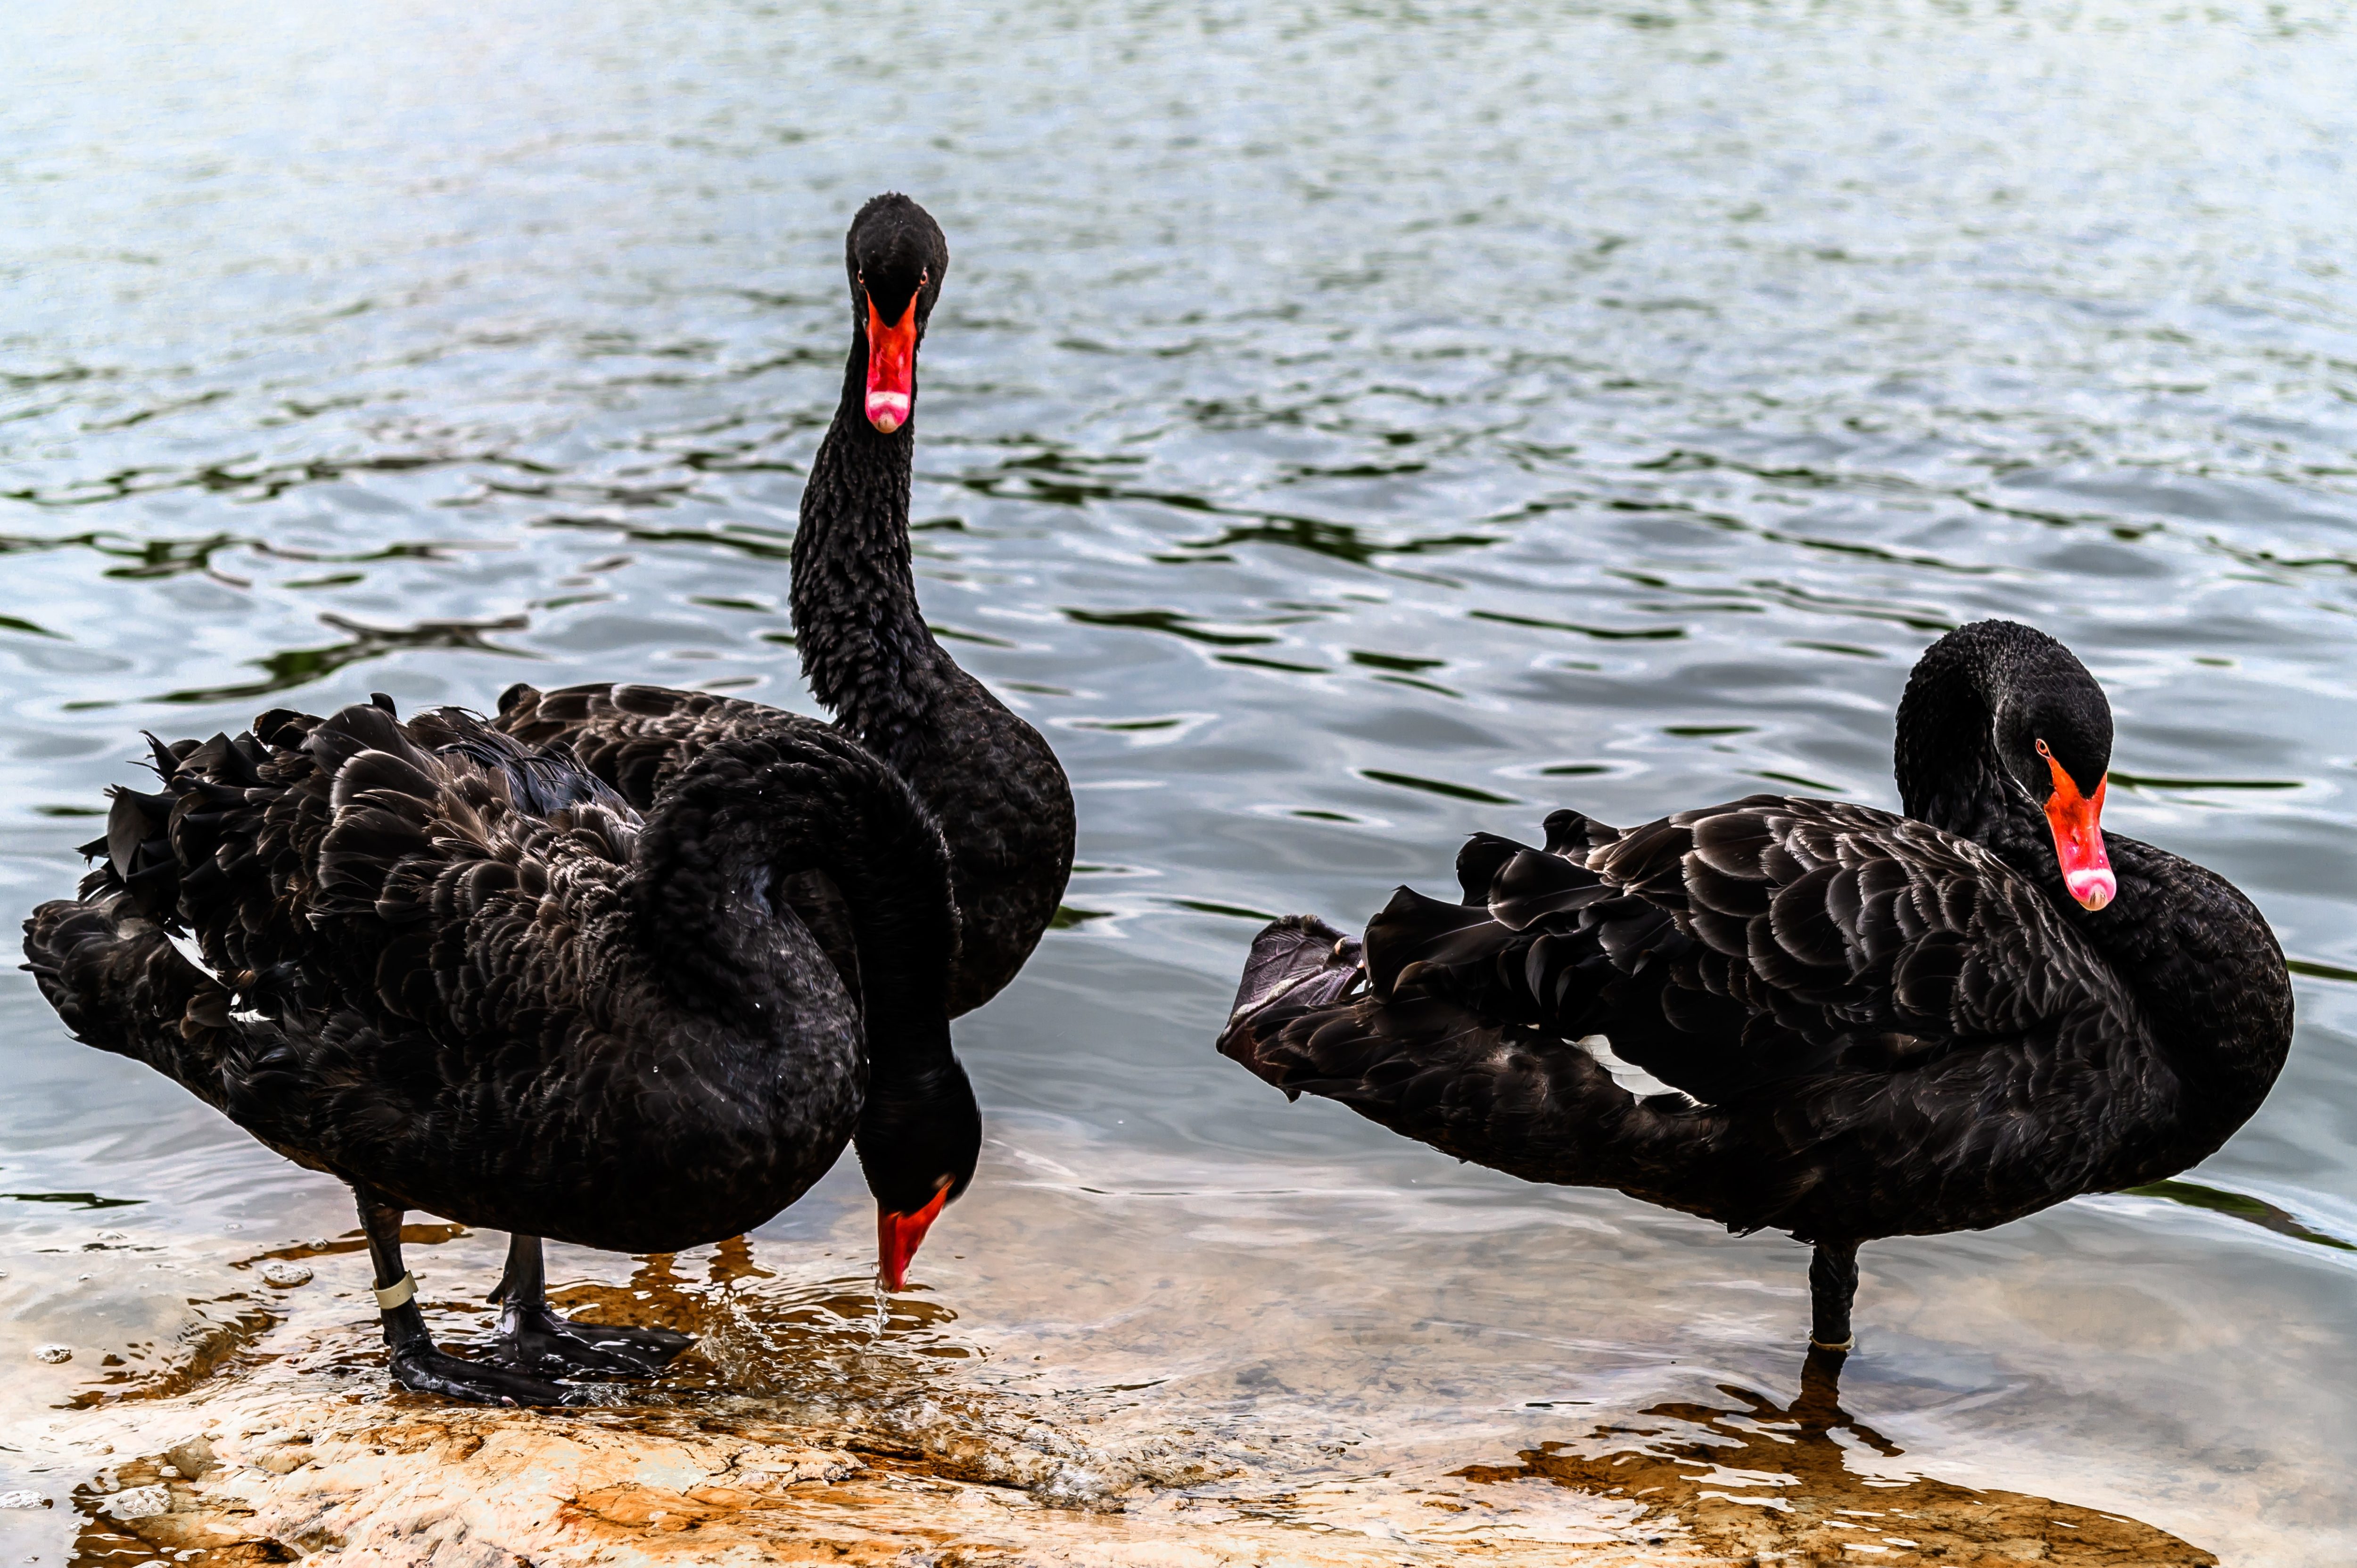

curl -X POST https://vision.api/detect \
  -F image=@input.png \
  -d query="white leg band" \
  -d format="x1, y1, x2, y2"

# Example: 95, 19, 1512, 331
1810, 1335, 1854, 1352
373, 1272, 418, 1310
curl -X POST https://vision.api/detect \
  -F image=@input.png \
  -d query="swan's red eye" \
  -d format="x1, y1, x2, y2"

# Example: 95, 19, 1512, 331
2041, 749, 2114, 912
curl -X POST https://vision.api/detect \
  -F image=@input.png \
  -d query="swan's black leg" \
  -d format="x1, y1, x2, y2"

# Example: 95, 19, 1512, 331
487, 1233, 692, 1377
354, 1187, 577, 1407
1809, 1240, 1860, 1352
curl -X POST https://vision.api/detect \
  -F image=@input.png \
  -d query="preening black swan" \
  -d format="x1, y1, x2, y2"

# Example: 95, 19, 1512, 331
495, 192, 1075, 1024
1220, 621, 2293, 1351
24, 702, 967, 1404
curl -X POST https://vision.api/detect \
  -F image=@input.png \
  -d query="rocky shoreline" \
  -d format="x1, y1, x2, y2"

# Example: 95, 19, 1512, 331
0, 1216, 2228, 1566
10, 1329, 2219, 1568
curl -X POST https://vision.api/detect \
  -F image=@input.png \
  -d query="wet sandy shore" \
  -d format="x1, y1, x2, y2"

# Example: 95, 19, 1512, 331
1, 1225, 2219, 1568
24, 1391, 2220, 1568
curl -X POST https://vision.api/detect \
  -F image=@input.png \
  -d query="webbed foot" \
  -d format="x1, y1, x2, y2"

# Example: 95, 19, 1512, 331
389, 1341, 586, 1406
493, 1305, 692, 1377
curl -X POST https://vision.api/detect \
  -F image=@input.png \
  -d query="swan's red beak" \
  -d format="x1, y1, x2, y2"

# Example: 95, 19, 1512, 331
877, 1184, 949, 1292
2042, 752, 2114, 912
865, 293, 919, 434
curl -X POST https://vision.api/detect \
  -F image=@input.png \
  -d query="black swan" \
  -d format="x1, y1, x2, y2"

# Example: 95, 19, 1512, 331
1219, 621, 2293, 1350
24, 703, 968, 1405
465, 191, 1071, 1327
494, 192, 1075, 1024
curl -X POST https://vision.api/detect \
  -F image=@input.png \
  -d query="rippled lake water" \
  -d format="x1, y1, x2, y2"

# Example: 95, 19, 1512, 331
5, 0, 2356, 1560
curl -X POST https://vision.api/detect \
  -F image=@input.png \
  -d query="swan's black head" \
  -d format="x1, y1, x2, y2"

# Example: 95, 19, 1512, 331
1896, 619, 2116, 911
853, 1053, 981, 1291
844, 193, 948, 435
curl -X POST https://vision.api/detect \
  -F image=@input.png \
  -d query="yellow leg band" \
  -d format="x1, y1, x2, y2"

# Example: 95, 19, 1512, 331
373, 1272, 418, 1310
1810, 1335, 1854, 1353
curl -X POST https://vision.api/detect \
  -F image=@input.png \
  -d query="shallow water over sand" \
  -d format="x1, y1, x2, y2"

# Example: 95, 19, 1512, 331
4, 0, 2357, 1561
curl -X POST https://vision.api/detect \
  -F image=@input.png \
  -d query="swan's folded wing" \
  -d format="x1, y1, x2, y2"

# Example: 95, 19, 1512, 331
494, 682, 827, 808
1222, 986, 1620, 1179
158, 702, 648, 1050
1496, 795, 2141, 1103
1302, 797, 2138, 1109
403, 707, 631, 817
1217, 976, 1812, 1221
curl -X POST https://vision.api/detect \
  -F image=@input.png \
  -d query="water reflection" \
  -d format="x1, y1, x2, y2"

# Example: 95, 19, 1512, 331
1464, 1350, 2218, 1566
147, 613, 534, 707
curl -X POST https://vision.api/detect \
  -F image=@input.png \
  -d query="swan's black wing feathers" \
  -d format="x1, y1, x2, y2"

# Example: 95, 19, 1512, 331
150, 704, 653, 1055
1613, 798, 2127, 1086
24, 701, 919, 1250
493, 682, 813, 807
1224, 795, 2146, 1215
496, 679, 1076, 1019
1419, 796, 2136, 1105
1219, 936, 1753, 1215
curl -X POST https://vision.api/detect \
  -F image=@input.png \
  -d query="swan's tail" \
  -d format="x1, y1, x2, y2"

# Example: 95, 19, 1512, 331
1217, 914, 1367, 1073
21, 733, 237, 1076
20, 883, 264, 1119
1215, 822, 1730, 1204
20, 707, 470, 1145
1218, 904, 1646, 1185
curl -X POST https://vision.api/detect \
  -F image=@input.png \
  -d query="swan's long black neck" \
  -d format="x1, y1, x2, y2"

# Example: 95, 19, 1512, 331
789, 347, 956, 768
786, 328, 1078, 1018
630, 735, 955, 1039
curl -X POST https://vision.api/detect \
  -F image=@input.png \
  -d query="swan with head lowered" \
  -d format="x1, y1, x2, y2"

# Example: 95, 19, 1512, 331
25, 706, 967, 1405
492, 197, 1073, 1290
485, 191, 1074, 1350
1219, 621, 2293, 1353
18, 194, 1068, 1405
